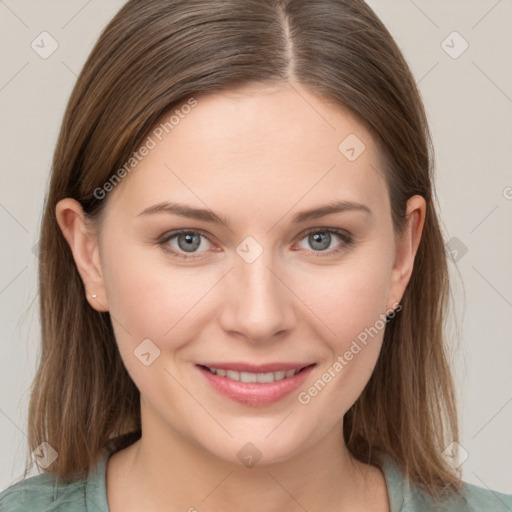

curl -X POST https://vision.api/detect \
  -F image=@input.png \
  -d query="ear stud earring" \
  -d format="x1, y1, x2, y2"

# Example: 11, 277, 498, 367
90, 293, 97, 298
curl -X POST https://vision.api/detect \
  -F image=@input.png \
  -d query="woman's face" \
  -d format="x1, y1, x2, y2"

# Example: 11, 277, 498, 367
64, 82, 424, 466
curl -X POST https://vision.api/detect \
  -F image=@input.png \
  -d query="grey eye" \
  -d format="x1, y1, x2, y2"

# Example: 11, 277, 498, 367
167, 231, 212, 254
307, 232, 332, 251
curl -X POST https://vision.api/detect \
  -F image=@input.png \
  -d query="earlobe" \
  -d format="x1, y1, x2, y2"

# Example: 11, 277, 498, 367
55, 198, 109, 312
386, 195, 426, 310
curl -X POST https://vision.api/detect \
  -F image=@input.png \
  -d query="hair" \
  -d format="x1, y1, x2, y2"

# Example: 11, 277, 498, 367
23, 0, 463, 499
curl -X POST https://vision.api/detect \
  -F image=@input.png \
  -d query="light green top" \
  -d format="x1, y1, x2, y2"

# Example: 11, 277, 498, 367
1, 448, 511, 511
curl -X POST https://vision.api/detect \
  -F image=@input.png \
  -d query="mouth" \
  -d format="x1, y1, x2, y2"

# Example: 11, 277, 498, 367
196, 362, 315, 384
195, 362, 316, 405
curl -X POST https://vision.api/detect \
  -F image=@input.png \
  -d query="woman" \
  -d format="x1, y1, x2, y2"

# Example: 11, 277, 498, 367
1, 0, 510, 510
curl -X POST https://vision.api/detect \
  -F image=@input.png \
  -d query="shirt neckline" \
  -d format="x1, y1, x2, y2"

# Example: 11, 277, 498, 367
85, 446, 111, 512
380, 454, 407, 511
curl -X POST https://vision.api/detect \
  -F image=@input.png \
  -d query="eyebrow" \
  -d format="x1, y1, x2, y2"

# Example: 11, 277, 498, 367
137, 199, 373, 225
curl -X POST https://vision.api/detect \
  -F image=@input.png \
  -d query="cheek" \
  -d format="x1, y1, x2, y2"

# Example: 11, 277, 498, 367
292, 255, 391, 405
296, 255, 391, 343
100, 241, 216, 357
102, 231, 392, 342
99, 244, 206, 392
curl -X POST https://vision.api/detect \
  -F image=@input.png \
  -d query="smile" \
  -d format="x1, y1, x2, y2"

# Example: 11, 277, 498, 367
196, 363, 316, 406
202, 366, 303, 383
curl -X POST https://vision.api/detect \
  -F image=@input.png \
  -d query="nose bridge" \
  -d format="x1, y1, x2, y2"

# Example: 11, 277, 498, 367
221, 240, 295, 341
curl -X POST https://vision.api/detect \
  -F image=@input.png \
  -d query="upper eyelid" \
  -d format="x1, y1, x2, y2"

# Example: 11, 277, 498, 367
299, 226, 350, 237
161, 228, 215, 244
160, 226, 349, 238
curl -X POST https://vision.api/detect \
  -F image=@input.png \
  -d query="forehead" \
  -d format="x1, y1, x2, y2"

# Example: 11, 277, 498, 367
106, 83, 389, 224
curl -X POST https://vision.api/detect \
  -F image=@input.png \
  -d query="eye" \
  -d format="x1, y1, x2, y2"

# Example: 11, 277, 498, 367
158, 227, 354, 260
294, 228, 354, 256
159, 229, 215, 259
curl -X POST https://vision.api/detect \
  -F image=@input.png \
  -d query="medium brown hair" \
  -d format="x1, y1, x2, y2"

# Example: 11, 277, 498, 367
25, 0, 462, 498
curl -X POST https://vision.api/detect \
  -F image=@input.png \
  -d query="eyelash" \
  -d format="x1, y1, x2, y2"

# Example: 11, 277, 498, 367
158, 227, 354, 260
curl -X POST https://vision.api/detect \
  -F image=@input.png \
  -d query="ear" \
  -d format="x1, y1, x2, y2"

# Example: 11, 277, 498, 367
55, 198, 109, 312
386, 195, 426, 311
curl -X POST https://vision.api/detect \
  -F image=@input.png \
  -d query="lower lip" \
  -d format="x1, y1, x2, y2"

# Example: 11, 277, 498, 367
196, 364, 316, 406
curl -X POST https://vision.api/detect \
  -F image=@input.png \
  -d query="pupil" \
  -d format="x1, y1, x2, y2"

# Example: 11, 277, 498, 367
179, 233, 200, 252
311, 232, 330, 251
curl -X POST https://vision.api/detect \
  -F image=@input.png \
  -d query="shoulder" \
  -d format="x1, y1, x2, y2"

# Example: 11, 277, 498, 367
0, 472, 87, 512
380, 454, 512, 511
458, 480, 512, 511
409, 476, 512, 511
0, 447, 111, 512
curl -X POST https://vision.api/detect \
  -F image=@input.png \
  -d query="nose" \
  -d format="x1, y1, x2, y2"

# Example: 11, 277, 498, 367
218, 249, 297, 343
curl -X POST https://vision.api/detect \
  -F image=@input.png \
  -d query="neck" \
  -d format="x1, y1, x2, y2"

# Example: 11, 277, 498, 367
106, 403, 389, 512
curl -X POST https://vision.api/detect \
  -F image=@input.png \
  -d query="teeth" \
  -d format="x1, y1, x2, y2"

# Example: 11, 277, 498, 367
207, 367, 301, 383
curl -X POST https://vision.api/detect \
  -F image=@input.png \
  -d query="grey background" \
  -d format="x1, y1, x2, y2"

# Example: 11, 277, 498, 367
1, 0, 511, 494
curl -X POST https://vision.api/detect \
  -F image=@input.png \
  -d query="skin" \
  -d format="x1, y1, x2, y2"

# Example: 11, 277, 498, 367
56, 81, 425, 512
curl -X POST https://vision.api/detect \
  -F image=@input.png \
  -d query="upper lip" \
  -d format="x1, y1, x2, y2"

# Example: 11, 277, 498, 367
197, 362, 316, 373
